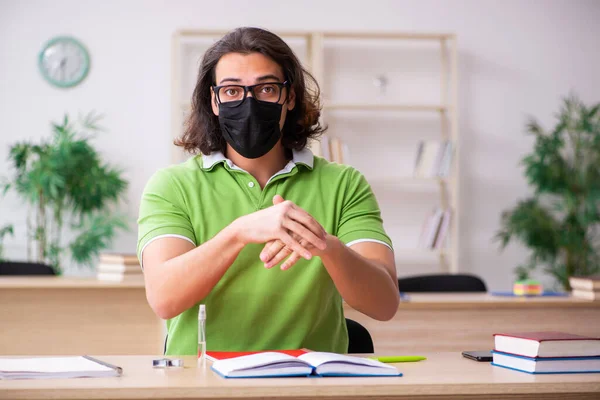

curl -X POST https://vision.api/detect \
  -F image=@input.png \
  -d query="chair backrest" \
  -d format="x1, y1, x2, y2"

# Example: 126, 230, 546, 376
0, 261, 56, 276
397, 274, 487, 293
346, 318, 374, 354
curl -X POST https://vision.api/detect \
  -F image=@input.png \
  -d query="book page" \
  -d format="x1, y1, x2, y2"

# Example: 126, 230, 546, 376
0, 357, 112, 373
212, 352, 309, 374
298, 352, 392, 369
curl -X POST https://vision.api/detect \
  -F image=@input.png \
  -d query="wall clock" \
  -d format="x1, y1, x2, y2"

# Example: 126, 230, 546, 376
38, 36, 90, 88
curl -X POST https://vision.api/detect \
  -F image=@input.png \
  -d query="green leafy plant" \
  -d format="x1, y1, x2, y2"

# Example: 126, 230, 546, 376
496, 95, 600, 290
0, 224, 14, 262
2, 112, 128, 273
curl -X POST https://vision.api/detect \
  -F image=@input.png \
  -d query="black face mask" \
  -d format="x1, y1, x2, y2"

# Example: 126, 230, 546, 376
217, 97, 283, 159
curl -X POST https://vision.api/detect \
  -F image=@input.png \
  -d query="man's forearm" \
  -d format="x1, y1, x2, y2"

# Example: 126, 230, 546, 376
320, 236, 399, 321
147, 223, 245, 319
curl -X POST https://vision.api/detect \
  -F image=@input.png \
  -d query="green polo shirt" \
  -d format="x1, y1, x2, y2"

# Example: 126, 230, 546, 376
137, 149, 392, 356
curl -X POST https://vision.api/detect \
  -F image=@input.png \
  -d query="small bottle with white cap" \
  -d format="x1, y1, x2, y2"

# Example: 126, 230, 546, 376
198, 304, 207, 367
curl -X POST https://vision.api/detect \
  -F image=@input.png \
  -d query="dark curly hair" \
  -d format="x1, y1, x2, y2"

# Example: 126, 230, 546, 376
176, 27, 326, 155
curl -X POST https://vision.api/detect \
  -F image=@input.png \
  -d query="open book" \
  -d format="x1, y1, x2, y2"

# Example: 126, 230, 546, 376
211, 351, 402, 378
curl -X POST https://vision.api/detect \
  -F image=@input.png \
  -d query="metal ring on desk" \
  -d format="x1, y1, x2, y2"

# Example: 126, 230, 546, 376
152, 358, 184, 368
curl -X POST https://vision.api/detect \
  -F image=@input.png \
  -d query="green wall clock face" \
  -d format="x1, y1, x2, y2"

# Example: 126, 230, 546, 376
38, 36, 90, 88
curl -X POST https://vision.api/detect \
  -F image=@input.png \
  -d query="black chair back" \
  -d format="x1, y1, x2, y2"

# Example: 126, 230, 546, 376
346, 318, 374, 354
0, 261, 56, 276
397, 273, 487, 293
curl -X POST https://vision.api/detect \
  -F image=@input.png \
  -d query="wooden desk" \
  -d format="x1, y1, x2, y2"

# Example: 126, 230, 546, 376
0, 277, 163, 356
344, 293, 600, 353
2, 278, 599, 357
2, 353, 599, 399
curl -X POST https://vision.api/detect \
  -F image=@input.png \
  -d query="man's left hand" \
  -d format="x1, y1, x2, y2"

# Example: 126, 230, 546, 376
259, 196, 328, 270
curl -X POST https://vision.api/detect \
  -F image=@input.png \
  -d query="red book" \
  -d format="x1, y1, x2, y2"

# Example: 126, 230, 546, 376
203, 349, 309, 362
494, 332, 600, 358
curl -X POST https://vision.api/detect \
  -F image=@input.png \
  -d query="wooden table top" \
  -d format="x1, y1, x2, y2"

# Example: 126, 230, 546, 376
0, 276, 145, 289
2, 353, 599, 399
2, 277, 598, 309
352, 292, 600, 309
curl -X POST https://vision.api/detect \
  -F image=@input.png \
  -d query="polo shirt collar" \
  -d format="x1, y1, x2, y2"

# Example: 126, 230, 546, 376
201, 148, 314, 171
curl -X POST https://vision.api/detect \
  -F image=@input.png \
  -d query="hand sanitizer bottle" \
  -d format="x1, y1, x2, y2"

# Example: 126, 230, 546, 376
198, 304, 207, 368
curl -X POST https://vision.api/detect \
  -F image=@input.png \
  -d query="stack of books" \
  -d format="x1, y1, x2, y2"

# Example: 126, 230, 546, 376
96, 253, 142, 282
492, 331, 600, 374
418, 207, 451, 250
413, 140, 454, 178
569, 275, 600, 300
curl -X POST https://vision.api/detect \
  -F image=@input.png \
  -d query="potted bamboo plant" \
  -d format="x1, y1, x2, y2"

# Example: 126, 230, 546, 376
496, 95, 600, 291
0, 112, 128, 274
0, 225, 13, 263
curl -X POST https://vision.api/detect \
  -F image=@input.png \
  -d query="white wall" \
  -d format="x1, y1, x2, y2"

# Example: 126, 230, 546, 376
1, 0, 599, 289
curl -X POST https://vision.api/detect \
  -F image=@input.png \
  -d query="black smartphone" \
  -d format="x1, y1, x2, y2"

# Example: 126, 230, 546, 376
462, 350, 493, 362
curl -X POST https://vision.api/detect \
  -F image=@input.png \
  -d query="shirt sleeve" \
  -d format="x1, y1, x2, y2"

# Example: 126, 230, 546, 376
336, 168, 393, 250
137, 169, 196, 263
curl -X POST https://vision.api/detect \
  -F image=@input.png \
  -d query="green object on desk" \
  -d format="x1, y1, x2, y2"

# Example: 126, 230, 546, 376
368, 356, 427, 363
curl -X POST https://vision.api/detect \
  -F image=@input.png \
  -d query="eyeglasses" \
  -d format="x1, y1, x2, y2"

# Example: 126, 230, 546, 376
212, 81, 289, 108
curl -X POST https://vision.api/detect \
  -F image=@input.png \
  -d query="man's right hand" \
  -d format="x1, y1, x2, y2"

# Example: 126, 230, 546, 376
231, 195, 327, 260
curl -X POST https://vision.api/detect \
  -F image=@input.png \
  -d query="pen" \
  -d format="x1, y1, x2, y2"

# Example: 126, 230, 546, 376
368, 356, 426, 363
83, 355, 123, 375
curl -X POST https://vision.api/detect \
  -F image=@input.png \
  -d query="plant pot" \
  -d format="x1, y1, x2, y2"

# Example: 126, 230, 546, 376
0, 261, 56, 276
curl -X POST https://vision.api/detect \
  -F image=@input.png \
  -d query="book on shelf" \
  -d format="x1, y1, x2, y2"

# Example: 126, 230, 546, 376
310, 138, 323, 157
210, 351, 402, 378
569, 275, 600, 291
312, 135, 349, 164
329, 136, 349, 164
320, 134, 331, 161
437, 141, 454, 178
571, 289, 600, 301
413, 140, 439, 178
330, 137, 342, 163
421, 208, 444, 249
491, 351, 600, 374
493, 332, 600, 358
418, 207, 451, 250
413, 140, 454, 178
434, 209, 452, 249
342, 142, 351, 165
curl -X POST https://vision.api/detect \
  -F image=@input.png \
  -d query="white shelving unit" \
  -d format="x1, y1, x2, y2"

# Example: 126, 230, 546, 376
324, 104, 447, 112
171, 30, 459, 275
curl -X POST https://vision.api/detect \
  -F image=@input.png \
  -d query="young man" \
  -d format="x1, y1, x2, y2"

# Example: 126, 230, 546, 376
138, 27, 399, 356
